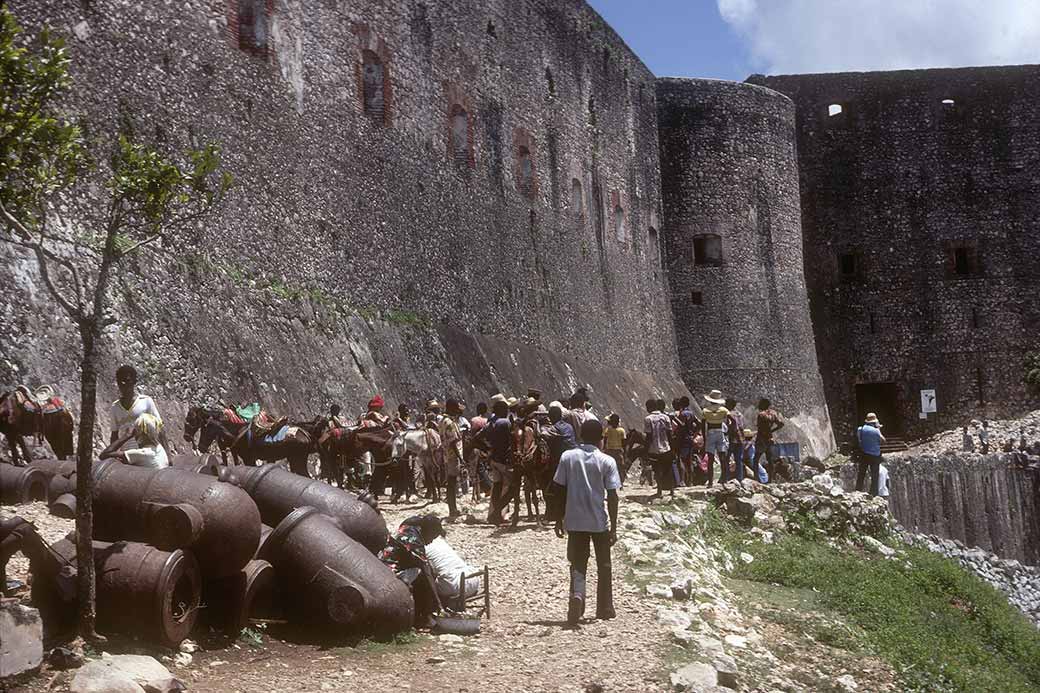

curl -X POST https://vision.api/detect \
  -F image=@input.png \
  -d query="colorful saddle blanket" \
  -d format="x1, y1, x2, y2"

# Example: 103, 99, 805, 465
16, 385, 65, 415
247, 424, 310, 446
235, 402, 262, 421
222, 408, 246, 426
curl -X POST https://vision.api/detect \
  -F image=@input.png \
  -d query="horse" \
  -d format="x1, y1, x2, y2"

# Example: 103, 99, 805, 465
0, 387, 75, 465
318, 425, 394, 490
183, 405, 246, 466
228, 418, 316, 477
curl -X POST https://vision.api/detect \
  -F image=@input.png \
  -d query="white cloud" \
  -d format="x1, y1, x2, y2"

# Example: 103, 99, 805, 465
717, 0, 1040, 75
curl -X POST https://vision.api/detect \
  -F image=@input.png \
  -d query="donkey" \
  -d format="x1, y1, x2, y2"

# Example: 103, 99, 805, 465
183, 405, 246, 466
0, 388, 75, 465
391, 428, 443, 501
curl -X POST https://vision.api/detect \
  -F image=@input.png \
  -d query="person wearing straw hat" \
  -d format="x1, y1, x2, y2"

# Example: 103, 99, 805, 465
701, 390, 730, 487
486, 394, 515, 524
856, 412, 886, 497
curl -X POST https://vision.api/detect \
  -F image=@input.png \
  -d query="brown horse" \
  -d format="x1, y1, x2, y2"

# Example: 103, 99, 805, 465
228, 420, 316, 477
318, 425, 394, 490
0, 388, 75, 465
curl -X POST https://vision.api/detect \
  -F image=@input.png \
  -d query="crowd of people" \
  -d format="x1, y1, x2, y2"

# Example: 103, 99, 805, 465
82, 365, 803, 626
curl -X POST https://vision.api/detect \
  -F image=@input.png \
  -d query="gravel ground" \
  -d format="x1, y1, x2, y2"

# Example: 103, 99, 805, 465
3, 485, 672, 692
1, 500, 74, 586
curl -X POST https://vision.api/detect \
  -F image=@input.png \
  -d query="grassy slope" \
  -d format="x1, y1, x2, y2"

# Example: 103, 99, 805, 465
697, 508, 1040, 693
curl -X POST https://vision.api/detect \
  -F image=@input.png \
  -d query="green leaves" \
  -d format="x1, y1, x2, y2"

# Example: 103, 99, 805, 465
1025, 351, 1040, 394
0, 7, 87, 231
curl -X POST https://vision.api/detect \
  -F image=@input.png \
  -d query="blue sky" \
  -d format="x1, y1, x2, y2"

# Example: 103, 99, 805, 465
587, 0, 750, 80
587, 0, 1040, 80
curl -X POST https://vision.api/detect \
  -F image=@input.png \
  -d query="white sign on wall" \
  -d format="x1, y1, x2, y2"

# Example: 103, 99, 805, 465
920, 389, 937, 414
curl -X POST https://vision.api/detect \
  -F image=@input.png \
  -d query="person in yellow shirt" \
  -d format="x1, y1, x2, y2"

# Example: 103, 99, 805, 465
602, 413, 627, 483
701, 390, 730, 487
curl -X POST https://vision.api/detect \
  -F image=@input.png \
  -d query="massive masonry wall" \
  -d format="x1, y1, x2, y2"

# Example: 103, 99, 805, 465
843, 455, 1040, 565
656, 79, 833, 456
750, 67, 1040, 443
1, 0, 686, 449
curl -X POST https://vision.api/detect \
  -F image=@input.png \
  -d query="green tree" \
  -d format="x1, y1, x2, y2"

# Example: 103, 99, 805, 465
0, 8, 230, 639
1026, 350, 1040, 395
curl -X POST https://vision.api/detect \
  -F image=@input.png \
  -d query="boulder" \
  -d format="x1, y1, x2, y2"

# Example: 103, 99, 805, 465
657, 606, 694, 630
0, 602, 43, 678
69, 655, 184, 693
670, 662, 717, 691
713, 653, 739, 689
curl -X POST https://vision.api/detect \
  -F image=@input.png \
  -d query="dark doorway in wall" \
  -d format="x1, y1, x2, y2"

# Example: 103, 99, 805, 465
854, 382, 903, 437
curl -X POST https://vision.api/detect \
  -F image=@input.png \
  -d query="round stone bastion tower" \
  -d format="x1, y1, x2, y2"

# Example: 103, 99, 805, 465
656, 78, 834, 456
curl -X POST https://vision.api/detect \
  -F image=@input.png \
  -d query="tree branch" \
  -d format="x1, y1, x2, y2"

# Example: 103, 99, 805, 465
33, 243, 81, 320
116, 232, 164, 258
0, 199, 85, 317
0, 197, 33, 239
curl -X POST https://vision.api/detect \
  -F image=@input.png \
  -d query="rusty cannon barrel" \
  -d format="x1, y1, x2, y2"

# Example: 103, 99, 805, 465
218, 464, 387, 554
0, 464, 47, 503
91, 460, 261, 579
169, 453, 222, 473
203, 559, 278, 635
41, 538, 201, 646
258, 507, 413, 636
26, 458, 76, 481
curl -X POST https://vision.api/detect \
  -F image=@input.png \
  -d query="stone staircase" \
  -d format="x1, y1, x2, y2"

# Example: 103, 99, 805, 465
880, 437, 909, 453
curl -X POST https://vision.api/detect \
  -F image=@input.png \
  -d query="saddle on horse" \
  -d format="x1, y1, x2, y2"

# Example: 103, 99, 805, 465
12, 385, 67, 445
14, 385, 65, 415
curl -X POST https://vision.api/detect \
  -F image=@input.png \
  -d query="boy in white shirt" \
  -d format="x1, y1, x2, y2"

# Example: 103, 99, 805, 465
110, 364, 168, 457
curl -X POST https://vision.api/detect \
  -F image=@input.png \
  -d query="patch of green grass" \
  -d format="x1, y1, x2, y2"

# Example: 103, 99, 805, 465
355, 630, 424, 654
238, 626, 264, 648
384, 308, 429, 327
707, 511, 1040, 693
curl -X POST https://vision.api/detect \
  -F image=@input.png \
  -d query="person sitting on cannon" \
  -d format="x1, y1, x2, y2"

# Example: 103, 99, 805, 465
99, 413, 169, 469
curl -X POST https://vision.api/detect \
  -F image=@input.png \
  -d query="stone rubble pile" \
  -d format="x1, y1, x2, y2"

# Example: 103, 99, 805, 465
621, 497, 888, 692
914, 534, 1040, 628
705, 476, 892, 539
898, 409, 1040, 457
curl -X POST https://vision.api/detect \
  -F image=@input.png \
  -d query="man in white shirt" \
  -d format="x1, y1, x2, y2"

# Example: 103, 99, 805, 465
424, 534, 480, 601
552, 418, 620, 626
110, 364, 168, 457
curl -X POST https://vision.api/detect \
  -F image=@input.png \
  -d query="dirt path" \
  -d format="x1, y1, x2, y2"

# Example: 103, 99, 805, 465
180, 491, 667, 693
4, 488, 670, 692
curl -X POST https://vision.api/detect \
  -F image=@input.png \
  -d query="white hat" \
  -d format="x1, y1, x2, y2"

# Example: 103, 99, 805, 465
704, 389, 725, 405
865, 412, 879, 424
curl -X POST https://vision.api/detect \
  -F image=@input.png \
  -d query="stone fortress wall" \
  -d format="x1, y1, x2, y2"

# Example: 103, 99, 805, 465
5, 1, 1040, 457
656, 78, 832, 455
2, 0, 688, 446
750, 67, 1040, 443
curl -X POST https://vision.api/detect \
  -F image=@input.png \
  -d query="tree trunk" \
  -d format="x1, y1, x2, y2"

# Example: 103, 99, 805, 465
74, 328, 99, 640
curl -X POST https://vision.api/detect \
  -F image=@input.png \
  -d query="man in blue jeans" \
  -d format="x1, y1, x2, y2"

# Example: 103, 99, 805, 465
856, 412, 886, 497
552, 418, 620, 626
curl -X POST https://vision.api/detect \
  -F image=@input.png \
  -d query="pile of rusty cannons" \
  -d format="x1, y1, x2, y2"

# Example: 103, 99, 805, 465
14, 459, 411, 646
